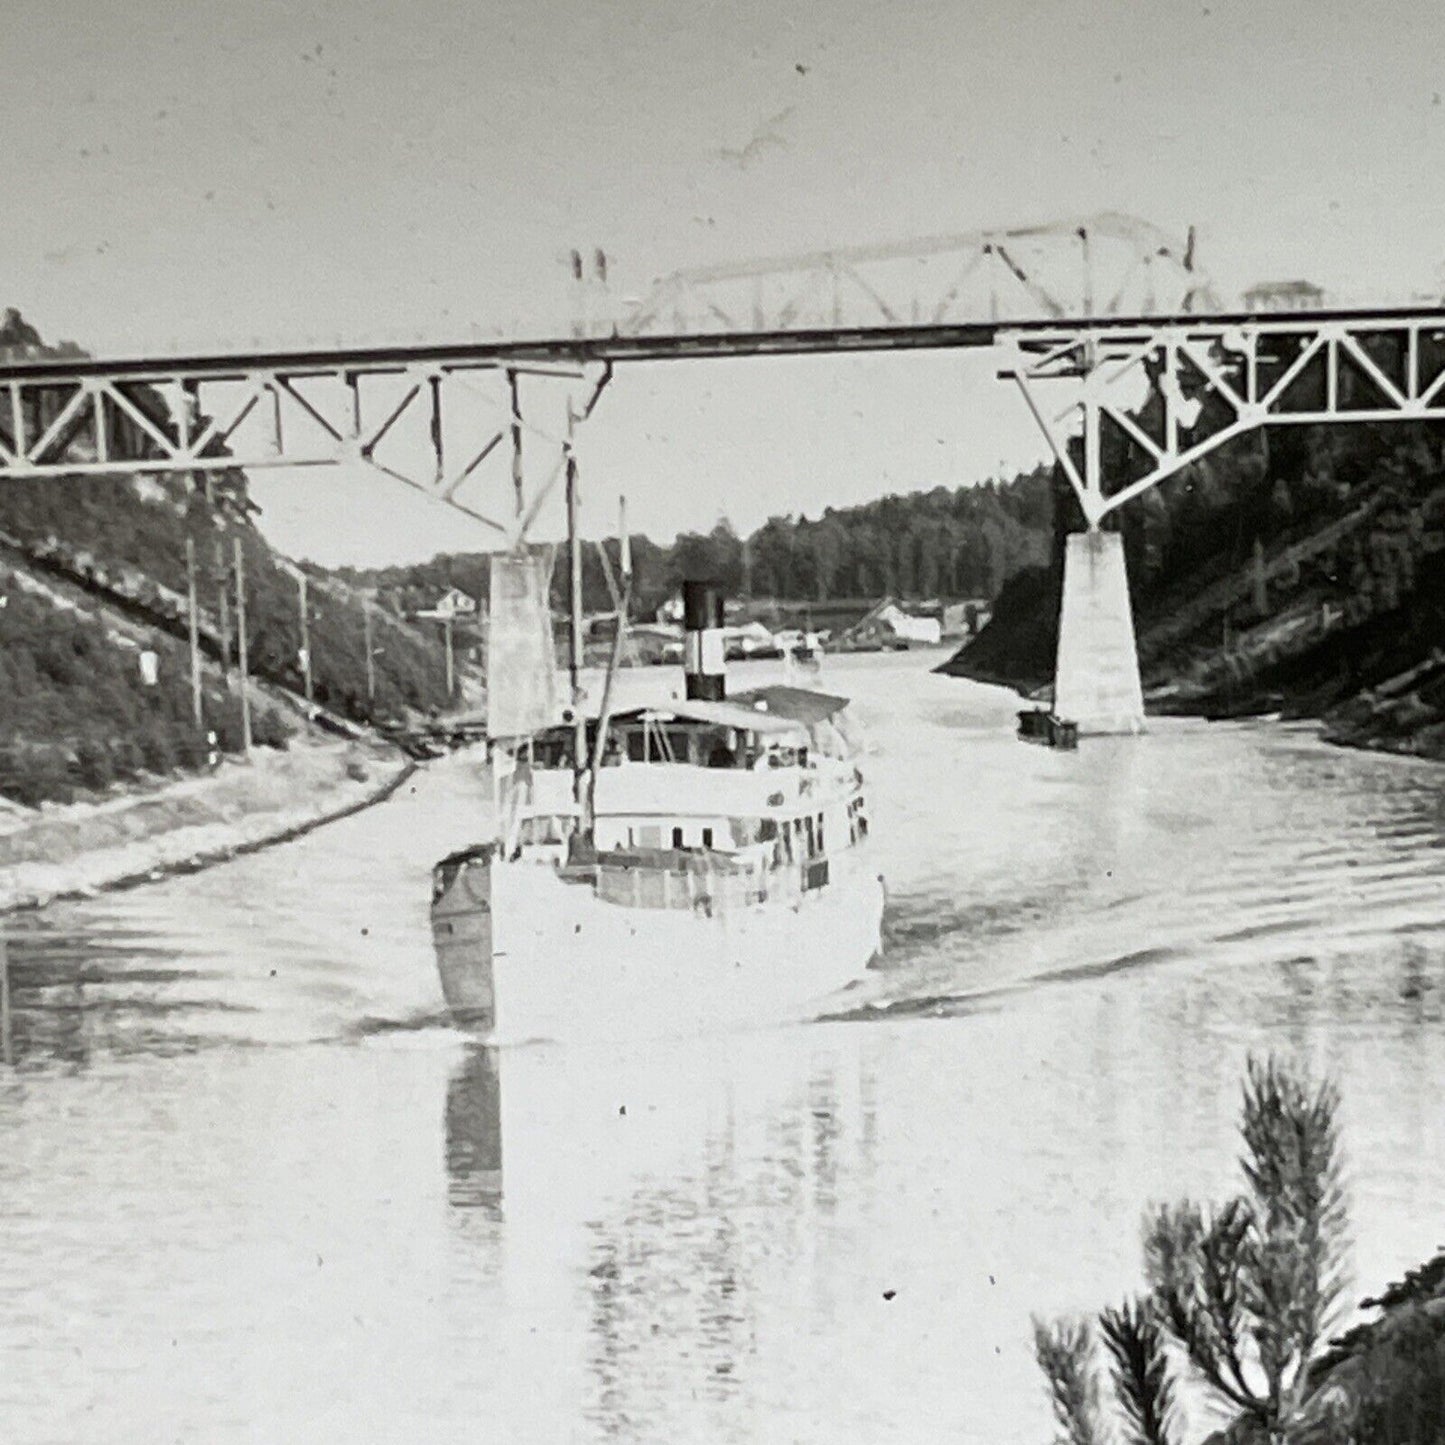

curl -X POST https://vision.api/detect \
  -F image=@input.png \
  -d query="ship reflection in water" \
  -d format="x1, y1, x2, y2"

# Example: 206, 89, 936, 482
445, 1046, 504, 1215
440, 1032, 884, 1441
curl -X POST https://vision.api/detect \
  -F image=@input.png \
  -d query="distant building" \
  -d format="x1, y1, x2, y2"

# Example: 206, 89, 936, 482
1241, 280, 1326, 313
723, 620, 777, 658
414, 587, 478, 621
842, 598, 943, 649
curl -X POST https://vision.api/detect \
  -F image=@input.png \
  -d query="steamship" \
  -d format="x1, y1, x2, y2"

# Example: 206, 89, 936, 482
430, 578, 885, 1044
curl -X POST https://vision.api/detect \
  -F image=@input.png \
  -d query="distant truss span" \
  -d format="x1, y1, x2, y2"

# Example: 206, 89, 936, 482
610, 211, 1218, 337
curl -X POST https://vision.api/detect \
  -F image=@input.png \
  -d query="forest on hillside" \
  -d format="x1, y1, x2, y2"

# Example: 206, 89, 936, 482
947, 399, 1445, 755
340, 464, 1058, 620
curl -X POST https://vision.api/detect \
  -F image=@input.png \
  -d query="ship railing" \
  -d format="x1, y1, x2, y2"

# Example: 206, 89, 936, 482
595, 847, 804, 914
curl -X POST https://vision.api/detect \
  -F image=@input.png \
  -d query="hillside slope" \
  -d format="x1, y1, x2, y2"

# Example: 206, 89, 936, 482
0, 309, 457, 806
941, 421, 1445, 759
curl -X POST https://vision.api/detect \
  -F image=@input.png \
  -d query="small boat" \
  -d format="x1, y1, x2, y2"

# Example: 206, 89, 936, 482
431, 511, 883, 1043
782, 630, 824, 681
1017, 708, 1078, 749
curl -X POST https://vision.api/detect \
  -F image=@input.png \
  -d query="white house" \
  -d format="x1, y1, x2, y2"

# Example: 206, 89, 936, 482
415, 587, 478, 621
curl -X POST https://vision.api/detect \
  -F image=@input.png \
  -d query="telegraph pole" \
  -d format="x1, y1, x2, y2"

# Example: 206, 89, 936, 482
508, 367, 524, 518
233, 536, 252, 755
565, 407, 586, 802
184, 535, 203, 727
215, 533, 231, 683
297, 569, 314, 707
363, 598, 376, 705
1, 936, 12, 1068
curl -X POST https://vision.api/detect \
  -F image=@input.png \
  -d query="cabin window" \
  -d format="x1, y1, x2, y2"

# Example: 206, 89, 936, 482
805, 817, 816, 857
702, 827, 714, 848
671, 826, 684, 849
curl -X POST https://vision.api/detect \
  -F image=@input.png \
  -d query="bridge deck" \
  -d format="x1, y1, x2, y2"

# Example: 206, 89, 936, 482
5, 306, 1445, 381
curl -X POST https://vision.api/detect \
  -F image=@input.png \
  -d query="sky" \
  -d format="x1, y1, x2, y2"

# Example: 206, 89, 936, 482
6, 0, 1445, 563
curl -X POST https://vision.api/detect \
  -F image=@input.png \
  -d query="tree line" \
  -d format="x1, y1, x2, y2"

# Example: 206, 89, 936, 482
340, 463, 1058, 620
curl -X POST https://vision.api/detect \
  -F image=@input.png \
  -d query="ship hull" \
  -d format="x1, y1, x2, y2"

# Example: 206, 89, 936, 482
431, 851, 883, 1043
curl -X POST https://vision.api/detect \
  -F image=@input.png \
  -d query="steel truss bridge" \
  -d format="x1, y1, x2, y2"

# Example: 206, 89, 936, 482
2, 213, 1443, 534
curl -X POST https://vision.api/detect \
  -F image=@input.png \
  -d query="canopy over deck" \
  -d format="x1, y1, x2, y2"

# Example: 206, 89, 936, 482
616, 699, 806, 737
729, 686, 850, 727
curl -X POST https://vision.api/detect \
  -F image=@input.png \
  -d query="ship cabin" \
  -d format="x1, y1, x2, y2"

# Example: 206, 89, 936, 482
495, 686, 869, 896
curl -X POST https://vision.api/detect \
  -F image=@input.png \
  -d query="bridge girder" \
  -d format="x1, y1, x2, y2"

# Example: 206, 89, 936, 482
6, 303, 1445, 546
608, 212, 1215, 337
1000, 312, 1445, 528
0, 354, 611, 544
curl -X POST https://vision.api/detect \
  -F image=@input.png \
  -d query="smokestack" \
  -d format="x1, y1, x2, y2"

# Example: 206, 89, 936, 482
682, 579, 725, 701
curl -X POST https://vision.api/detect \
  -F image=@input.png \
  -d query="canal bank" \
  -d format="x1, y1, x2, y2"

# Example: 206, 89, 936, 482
0, 735, 416, 915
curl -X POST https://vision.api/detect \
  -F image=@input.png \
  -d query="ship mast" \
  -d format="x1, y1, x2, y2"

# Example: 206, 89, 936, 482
564, 404, 589, 834
585, 498, 631, 831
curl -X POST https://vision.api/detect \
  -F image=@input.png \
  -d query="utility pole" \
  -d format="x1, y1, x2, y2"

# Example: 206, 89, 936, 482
565, 406, 587, 808
508, 367, 524, 518
1, 935, 12, 1068
214, 533, 231, 683
184, 535, 203, 727
363, 598, 376, 705
296, 569, 314, 707
233, 535, 252, 756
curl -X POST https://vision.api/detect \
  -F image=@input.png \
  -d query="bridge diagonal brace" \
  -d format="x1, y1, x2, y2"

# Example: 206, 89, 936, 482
363, 455, 508, 536
839, 265, 900, 324
97, 381, 176, 459
506, 362, 613, 548
991, 244, 1066, 320
1335, 331, 1410, 411
1177, 336, 1250, 414
449, 370, 568, 450
929, 249, 988, 324
27, 383, 96, 466
1258, 332, 1327, 410
1100, 399, 1165, 463
774, 268, 827, 330
1412, 348, 1445, 409
359, 380, 424, 459
1011, 369, 1096, 524
274, 375, 346, 443
439, 430, 506, 503
1096, 419, 1258, 520
184, 378, 268, 460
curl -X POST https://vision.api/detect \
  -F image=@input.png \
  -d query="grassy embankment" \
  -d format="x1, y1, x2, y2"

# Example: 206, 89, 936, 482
0, 310, 468, 900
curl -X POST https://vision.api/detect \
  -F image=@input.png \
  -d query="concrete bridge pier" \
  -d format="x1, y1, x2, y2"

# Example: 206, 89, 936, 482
1053, 529, 1145, 735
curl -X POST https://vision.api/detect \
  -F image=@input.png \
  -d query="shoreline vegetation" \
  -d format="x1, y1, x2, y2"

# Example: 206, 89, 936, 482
939, 419, 1445, 762
1034, 1057, 1445, 1445
0, 735, 413, 916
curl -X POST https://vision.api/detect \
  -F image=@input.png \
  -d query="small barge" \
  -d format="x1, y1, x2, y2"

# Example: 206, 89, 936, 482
1017, 708, 1079, 749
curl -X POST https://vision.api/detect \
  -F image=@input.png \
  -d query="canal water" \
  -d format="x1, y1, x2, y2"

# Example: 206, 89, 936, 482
2, 651, 1443, 1443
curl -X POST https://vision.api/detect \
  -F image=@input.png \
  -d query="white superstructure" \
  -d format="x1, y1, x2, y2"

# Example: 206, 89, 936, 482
431, 685, 884, 1043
